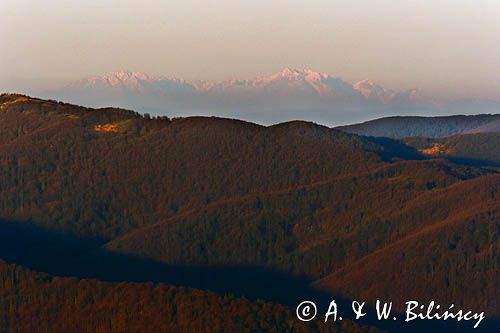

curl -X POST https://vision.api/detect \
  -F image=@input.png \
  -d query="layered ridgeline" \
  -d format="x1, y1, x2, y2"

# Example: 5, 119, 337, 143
338, 114, 500, 138
0, 94, 499, 332
338, 114, 500, 166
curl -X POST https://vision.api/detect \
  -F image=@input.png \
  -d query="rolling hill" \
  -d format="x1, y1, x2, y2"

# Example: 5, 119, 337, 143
0, 94, 499, 332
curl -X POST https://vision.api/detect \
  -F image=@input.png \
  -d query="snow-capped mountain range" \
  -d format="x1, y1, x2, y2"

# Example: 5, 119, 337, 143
41, 68, 499, 126
66, 68, 420, 101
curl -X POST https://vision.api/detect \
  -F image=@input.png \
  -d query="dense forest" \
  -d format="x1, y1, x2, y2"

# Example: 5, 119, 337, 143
2, 259, 383, 333
0, 94, 499, 332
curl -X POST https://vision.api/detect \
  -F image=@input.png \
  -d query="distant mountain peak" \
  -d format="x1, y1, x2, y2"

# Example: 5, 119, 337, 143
113, 70, 152, 81
40, 68, 500, 126
277, 67, 300, 77
247, 68, 345, 96
62, 68, 395, 99
269, 67, 328, 81
70, 70, 188, 92
352, 79, 395, 102
72, 71, 147, 90
189, 68, 342, 96
273, 67, 324, 79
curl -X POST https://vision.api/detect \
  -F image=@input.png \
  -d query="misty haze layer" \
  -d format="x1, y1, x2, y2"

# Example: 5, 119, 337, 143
40, 68, 500, 126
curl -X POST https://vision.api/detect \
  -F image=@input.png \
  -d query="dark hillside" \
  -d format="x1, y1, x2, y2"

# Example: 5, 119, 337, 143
0, 94, 382, 239
0, 259, 356, 333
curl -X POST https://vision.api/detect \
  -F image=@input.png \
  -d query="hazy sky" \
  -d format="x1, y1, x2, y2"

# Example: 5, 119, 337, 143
1, 0, 499, 99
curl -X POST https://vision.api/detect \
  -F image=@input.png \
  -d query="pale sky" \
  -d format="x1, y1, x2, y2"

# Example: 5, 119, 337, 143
1, 0, 499, 99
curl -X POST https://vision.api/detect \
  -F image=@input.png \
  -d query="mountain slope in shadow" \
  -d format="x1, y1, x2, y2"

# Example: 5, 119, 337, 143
1, 218, 499, 332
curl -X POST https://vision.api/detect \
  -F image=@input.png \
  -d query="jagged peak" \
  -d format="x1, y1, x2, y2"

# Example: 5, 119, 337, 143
353, 79, 378, 87
271, 67, 327, 80
351, 79, 397, 102
58, 68, 435, 103
112, 70, 151, 81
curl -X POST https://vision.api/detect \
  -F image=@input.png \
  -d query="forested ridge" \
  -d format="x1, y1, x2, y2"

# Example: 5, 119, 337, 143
0, 94, 499, 332
338, 114, 500, 138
